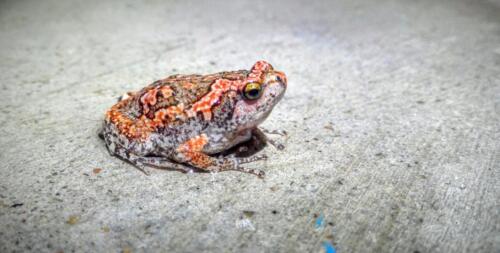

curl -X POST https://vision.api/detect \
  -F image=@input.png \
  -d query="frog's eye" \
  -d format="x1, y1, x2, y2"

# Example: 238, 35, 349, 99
243, 82, 263, 100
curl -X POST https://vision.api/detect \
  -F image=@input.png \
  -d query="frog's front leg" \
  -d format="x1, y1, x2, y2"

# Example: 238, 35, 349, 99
176, 134, 267, 177
253, 127, 287, 150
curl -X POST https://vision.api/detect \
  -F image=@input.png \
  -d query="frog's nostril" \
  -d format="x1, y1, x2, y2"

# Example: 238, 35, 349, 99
275, 71, 287, 87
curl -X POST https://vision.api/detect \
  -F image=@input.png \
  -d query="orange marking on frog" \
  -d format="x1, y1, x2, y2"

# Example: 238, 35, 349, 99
106, 98, 156, 140
166, 103, 186, 121
189, 79, 242, 120
247, 60, 272, 83
140, 86, 173, 115
177, 134, 213, 167
182, 82, 195, 90
159, 86, 173, 98
107, 97, 189, 140
187, 61, 273, 121
152, 108, 168, 126
178, 134, 208, 152
140, 88, 158, 114
144, 102, 188, 129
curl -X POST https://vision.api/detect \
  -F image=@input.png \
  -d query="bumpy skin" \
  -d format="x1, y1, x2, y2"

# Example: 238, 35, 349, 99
101, 61, 287, 177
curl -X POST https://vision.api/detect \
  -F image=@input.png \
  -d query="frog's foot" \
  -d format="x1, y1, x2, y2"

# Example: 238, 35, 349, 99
266, 139, 285, 150
183, 152, 267, 177
215, 159, 266, 178
255, 127, 287, 150
210, 155, 267, 178
260, 127, 288, 137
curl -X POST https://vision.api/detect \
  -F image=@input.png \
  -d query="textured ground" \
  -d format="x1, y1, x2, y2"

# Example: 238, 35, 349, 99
0, 0, 499, 252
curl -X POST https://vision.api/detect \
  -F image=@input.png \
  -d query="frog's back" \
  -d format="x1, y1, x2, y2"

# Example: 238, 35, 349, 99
104, 70, 249, 141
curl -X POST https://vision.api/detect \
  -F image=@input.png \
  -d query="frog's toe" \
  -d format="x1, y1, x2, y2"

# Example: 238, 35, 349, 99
267, 139, 286, 150
235, 154, 268, 164
260, 127, 288, 137
237, 145, 249, 153
233, 166, 265, 178
129, 159, 151, 176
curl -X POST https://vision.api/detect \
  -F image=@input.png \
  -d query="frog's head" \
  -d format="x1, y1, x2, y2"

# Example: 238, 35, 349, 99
233, 61, 287, 129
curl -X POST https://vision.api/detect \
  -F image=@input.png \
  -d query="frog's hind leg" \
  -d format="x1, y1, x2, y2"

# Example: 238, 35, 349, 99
176, 134, 269, 178
178, 139, 268, 177
102, 124, 152, 175
107, 143, 152, 175
138, 156, 195, 174
110, 145, 194, 175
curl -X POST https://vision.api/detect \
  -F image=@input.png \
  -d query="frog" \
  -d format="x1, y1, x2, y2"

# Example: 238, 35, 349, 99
100, 61, 287, 177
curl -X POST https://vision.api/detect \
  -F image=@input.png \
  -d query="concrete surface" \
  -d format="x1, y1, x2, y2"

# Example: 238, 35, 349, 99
0, 0, 499, 252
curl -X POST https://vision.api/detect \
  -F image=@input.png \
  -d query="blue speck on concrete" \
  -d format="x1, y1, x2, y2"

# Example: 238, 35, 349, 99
315, 214, 325, 229
322, 241, 336, 253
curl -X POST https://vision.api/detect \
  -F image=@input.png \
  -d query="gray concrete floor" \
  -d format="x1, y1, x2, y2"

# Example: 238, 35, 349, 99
1, 0, 499, 252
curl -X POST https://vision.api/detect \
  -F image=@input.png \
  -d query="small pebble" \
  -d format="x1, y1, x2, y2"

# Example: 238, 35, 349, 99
67, 215, 79, 225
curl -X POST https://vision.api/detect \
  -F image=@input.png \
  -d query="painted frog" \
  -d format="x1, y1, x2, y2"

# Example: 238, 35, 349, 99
101, 61, 287, 177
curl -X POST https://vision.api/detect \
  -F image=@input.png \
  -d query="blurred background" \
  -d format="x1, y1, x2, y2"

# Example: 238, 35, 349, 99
0, 0, 499, 252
